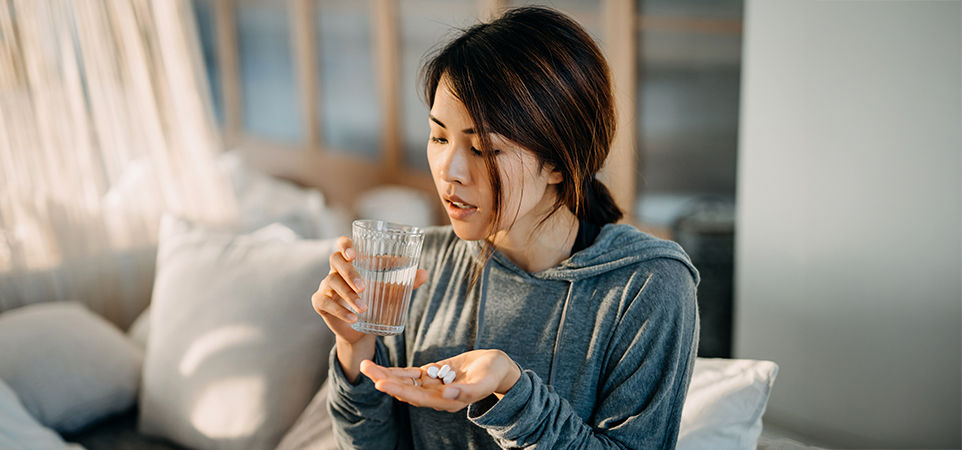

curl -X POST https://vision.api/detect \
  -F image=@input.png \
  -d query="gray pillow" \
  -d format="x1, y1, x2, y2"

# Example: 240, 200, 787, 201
0, 378, 84, 449
0, 301, 143, 433
138, 216, 336, 449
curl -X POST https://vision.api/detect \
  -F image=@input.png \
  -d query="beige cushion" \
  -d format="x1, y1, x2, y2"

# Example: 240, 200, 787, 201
138, 215, 336, 449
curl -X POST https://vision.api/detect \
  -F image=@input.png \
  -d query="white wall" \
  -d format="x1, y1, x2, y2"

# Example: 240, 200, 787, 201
735, 1, 961, 448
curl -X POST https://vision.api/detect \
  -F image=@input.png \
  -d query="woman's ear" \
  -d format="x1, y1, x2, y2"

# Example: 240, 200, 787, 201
546, 166, 564, 185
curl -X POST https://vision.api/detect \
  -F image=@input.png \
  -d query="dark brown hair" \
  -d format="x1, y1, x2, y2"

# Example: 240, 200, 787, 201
421, 6, 623, 271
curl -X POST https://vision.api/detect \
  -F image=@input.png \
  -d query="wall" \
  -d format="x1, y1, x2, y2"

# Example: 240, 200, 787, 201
735, 1, 961, 448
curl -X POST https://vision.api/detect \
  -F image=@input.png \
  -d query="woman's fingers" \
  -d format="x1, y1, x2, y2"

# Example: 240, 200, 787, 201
374, 379, 465, 412
326, 273, 367, 313
313, 289, 356, 323
413, 269, 429, 289
360, 360, 422, 380
332, 237, 365, 293
361, 360, 485, 412
332, 297, 359, 322
336, 236, 354, 260
361, 356, 511, 412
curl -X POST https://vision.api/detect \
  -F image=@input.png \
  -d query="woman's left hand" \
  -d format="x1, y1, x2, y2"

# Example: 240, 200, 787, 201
359, 349, 522, 412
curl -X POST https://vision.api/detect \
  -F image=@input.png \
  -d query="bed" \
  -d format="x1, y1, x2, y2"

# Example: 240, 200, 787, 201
0, 151, 787, 450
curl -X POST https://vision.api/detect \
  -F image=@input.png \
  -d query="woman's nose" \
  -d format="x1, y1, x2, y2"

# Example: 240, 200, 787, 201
439, 146, 469, 185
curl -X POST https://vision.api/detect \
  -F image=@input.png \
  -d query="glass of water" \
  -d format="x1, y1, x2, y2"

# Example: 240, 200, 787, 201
350, 220, 424, 336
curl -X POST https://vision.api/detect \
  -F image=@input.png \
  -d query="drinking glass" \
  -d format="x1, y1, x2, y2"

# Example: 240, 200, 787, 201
350, 220, 424, 336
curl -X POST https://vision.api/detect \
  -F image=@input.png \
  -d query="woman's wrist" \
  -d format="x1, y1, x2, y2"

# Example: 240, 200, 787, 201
336, 335, 376, 383
494, 350, 522, 399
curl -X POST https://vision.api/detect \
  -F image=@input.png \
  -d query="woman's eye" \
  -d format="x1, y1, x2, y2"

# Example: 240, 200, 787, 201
430, 136, 447, 144
470, 148, 502, 156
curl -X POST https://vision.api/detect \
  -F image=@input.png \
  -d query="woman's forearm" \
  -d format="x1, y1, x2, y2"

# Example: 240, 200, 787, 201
336, 335, 376, 383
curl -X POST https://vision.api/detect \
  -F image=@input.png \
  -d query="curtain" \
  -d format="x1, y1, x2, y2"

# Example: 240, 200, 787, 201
0, 0, 238, 327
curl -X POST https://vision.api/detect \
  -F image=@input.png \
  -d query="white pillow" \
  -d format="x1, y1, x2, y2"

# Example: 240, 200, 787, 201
126, 222, 301, 352
127, 306, 150, 351
217, 149, 350, 239
0, 302, 143, 433
138, 215, 337, 449
677, 357, 780, 450
0, 378, 84, 450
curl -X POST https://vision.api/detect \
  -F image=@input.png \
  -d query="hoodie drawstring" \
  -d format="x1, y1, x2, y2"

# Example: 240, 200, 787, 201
548, 281, 574, 385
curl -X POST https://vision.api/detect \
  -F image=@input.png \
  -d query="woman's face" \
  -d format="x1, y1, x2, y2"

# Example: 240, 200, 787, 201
427, 77, 562, 241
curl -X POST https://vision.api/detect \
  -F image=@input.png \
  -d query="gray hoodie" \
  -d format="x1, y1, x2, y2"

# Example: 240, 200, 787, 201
328, 224, 700, 449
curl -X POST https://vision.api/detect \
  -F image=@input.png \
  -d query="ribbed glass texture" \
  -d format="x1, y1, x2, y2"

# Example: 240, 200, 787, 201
350, 220, 424, 336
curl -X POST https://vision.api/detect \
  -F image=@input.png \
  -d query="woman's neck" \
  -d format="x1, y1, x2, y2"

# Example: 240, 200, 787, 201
490, 206, 579, 273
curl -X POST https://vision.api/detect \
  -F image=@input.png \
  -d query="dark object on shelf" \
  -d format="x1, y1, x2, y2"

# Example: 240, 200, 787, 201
672, 197, 735, 358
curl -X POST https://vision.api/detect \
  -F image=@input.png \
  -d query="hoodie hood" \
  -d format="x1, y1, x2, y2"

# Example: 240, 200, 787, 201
487, 223, 700, 283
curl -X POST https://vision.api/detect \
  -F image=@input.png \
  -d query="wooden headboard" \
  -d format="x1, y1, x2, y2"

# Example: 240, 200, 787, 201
206, 0, 639, 229
236, 136, 445, 225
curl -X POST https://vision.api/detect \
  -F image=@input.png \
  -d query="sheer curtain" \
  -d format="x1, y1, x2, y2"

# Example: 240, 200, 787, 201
0, 0, 238, 326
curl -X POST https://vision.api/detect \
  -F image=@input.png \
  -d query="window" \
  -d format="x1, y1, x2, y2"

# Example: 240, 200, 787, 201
236, 1, 302, 143
188, 0, 742, 226
316, 0, 381, 159
399, 0, 476, 171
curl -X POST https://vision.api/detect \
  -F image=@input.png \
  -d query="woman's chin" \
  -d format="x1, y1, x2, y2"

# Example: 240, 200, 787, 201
450, 222, 487, 241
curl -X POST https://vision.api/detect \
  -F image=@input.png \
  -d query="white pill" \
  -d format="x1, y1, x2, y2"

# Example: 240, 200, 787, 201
437, 364, 451, 379
426, 366, 439, 379
442, 371, 456, 385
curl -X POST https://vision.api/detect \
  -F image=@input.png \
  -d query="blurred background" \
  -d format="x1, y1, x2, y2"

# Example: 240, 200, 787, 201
0, 0, 959, 448
192, 0, 746, 360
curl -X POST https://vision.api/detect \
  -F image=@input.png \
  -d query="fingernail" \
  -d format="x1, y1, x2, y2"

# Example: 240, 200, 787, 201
442, 387, 459, 399
344, 248, 355, 260
355, 298, 367, 310
346, 313, 357, 322
354, 278, 365, 291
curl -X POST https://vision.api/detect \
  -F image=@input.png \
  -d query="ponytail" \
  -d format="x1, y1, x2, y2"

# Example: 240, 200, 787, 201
579, 177, 623, 225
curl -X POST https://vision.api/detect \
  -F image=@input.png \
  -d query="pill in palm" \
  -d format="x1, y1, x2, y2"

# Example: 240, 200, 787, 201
438, 364, 451, 378
442, 371, 456, 385
426, 366, 439, 379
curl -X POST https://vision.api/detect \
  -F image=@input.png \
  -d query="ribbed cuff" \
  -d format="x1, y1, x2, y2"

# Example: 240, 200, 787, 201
467, 368, 534, 429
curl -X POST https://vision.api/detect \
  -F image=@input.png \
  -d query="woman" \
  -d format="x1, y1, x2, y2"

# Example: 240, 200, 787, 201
311, 7, 699, 449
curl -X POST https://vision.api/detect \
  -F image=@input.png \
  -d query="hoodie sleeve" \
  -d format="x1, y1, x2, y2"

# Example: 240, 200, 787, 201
466, 258, 700, 449
326, 339, 405, 450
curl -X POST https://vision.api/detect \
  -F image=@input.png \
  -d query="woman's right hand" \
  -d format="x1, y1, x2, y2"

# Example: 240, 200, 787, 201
312, 236, 373, 345
311, 236, 428, 381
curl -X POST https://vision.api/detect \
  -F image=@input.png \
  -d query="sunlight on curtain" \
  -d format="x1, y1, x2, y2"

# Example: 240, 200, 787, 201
0, 0, 238, 324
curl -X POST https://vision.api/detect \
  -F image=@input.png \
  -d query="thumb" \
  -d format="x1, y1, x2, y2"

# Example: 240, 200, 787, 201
442, 386, 460, 399
413, 269, 429, 289
438, 381, 491, 404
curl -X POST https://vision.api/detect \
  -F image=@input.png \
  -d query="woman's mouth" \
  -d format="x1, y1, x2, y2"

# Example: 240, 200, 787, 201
444, 196, 477, 220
